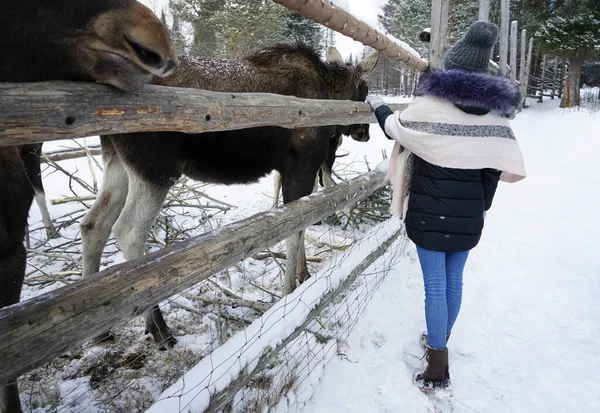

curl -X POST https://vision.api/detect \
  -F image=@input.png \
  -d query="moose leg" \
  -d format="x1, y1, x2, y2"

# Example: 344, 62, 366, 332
0, 148, 34, 413
80, 145, 129, 277
0, 382, 22, 413
0, 244, 27, 413
273, 171, 282, 208
280, 159, 323, 293
19, 144, 58, 239
321, 163, 334, 189
112, 171, 175, 348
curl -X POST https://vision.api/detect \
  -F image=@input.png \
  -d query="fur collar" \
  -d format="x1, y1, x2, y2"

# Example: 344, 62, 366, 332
415, 70, 521, 117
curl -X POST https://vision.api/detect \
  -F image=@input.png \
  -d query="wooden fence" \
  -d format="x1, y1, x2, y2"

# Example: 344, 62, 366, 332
0, 0, 423, 393
0, 81, 410, 384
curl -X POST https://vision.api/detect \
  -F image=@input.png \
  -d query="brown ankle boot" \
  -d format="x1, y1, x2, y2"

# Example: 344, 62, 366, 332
415, 347, 450, 389
422, 347, 448, 381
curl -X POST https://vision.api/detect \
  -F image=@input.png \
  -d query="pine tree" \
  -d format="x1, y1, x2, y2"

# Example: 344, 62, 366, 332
537, 0, 600, 107
170, 0, 223, 58
284, 12, 325, 53
160, 8, 169, 28
170, 13, 187, 53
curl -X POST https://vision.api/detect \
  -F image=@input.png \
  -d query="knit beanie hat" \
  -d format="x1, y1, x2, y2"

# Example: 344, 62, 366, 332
444, 21, 499, 73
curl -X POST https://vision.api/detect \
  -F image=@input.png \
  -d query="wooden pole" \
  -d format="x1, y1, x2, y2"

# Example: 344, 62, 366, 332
0, 81, 408, 147
429, 0, 450, 70
0, 169, 388, 385
551, 56, 559, 99
523, 37, 534, 104
518, 29, 527, 110
479, 0, 490, 21
271, 0, 428, 71
539, 54, 547, 102
510, 21, 518, 85
498, 0, 510, 76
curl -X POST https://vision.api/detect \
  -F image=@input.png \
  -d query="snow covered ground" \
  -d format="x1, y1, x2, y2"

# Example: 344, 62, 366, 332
297, 97, 600, 413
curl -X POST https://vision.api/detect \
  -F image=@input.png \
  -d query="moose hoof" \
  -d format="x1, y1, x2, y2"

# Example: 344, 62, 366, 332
145, 326, 177, 350
298, 268, 312, 284
158, 336, 178, 351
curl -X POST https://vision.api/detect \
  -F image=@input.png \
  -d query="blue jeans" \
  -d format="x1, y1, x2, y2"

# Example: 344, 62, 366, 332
416, 246, 470, 349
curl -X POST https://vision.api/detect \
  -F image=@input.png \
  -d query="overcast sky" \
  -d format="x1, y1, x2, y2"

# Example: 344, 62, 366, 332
141, 0, 388, 59
334, 0, 388, 59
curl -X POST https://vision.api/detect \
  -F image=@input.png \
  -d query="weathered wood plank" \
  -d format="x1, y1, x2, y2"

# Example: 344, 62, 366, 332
518, 29, 527, 111
510, 21, 518, 85
0, 82, 408, 146
479, 0, 490, 21
524, 37, 535, 101
499, 0, 509, 76
0, 169, 388, 384
429, 0, 449, 70
271, 0, 428, 71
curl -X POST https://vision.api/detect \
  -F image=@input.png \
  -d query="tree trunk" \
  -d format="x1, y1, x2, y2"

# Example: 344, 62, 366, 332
560, 57, 583, 108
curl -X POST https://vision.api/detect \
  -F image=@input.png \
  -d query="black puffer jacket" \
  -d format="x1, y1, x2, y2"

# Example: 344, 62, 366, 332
405, 157, 500, 252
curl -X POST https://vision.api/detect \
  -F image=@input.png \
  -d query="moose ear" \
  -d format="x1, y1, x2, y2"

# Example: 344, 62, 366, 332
357, 51, 380, 78
326, 47, 344, 63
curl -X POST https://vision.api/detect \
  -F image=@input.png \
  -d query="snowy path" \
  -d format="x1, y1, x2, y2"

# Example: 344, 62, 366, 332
299, 99, 600, 413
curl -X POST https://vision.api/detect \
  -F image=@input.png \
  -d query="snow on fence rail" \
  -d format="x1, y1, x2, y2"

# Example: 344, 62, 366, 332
0, 81, 408, 146
271, 0, 428, 71
0, 168, 389, 386
147, 217, 407, 413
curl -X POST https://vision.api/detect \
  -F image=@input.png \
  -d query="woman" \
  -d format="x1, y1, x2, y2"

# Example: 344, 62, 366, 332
366, 21, 526, 392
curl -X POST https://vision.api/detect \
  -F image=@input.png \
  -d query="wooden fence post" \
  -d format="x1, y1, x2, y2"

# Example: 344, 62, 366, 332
524, 37, 534, 102
479, 0, 490, 21
429, 0, 450, 70
518, 29, 527, 111
510, 21, 518, 85
499, 0, 509, 76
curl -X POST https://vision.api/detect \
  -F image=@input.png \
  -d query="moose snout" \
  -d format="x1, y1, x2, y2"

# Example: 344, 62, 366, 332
125, 35, 179, 76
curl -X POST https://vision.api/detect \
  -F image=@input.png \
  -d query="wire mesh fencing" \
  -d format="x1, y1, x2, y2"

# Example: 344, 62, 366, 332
146, 218, 407, 413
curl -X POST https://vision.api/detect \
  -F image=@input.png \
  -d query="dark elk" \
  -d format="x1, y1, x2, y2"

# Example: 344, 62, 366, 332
80, 42, 379, 350
0, 1, 177, 411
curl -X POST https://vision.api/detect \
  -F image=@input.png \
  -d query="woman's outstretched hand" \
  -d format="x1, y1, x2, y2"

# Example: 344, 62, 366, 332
365, 95, 386, 111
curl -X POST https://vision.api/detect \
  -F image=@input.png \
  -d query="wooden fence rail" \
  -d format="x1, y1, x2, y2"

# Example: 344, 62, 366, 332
272, 0, 428, 71
0, 82, 408, 146
0, 169, 387, 385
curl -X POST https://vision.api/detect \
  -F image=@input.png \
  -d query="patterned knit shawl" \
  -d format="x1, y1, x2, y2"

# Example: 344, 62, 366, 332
385, 70, 527, 217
